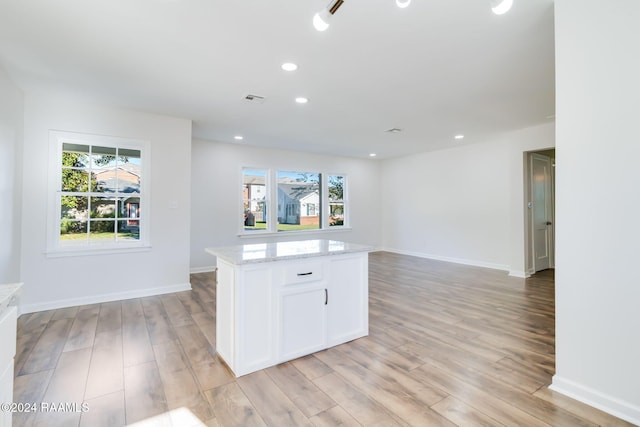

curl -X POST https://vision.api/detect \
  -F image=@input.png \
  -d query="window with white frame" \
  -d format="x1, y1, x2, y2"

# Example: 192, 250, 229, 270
240, 168, 348, 234
277, 171, 321, 232
48, 131, 150, 254
328, 174, 346, 227
242, 168, 268, 231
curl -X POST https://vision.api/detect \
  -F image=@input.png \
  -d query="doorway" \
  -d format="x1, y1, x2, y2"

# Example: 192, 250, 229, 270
526, 149, 555, 274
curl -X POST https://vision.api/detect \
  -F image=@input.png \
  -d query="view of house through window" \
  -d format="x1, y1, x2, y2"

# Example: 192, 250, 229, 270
277, 171, 321, 232
241, 168, 346, 233
60, 142, 141, 242
242, 169, 267, 231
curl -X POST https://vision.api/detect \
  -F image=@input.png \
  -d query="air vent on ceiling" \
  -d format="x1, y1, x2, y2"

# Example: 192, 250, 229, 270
385, 127, 403, 133
244, 94, 266, 104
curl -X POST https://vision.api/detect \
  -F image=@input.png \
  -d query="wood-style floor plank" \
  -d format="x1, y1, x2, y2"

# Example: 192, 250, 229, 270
121, 299, 155, 368
236, 370, 314, 427
204, 382, 267, 427
123, 361, 168, 425
63, 305, 99, 352
95, 301, 122, 334
11, 254, 634, 427
19, 318, 73, 375
265, 362, 336, 418
84, 329, 124, 400
79, 391, 126, 427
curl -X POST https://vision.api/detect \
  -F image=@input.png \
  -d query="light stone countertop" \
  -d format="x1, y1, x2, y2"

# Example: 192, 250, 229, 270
0, 282, 22, 315
205, 239, 373, 265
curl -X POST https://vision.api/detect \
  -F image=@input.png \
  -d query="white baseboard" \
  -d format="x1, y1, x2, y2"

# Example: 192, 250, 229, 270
550, 375, 640, 426
509, 270, 531, 278
380, 247, 510, 272
190, 266, 216, 274
19, 282, 192, 315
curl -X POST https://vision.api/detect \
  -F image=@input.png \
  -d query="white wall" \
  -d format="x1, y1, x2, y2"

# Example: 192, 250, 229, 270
20, 94, 192, 313
190, 139, 382, 272
0, 66, 23, 284
552, 0, 640, 424
506, 123, 556, 276
380, 122, 554, 274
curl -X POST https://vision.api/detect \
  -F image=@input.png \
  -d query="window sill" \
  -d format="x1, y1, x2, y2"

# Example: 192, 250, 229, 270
238, 227, 352, 239
44, 244, 152, 258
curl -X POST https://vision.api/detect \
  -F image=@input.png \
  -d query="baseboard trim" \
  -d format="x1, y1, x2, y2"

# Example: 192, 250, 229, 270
190, 266, 216, 274
550, 375, 640, 426
19, 282, 192, 314
508, 270, 531, 278
380, 247, 510, 272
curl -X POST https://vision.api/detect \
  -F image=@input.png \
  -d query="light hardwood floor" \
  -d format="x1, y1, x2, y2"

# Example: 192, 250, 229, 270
12, 252, 634, 426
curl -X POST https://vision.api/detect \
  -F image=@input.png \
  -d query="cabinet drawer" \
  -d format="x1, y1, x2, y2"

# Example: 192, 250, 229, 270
282, 261, 324, 285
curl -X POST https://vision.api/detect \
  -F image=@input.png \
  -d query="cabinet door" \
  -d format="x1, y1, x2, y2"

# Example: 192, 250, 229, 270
327, 254, 368, 346
237, 265, 274, 375
280, 286, 326, 361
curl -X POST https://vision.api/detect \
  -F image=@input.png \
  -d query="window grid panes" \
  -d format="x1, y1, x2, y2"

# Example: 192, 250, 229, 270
328, 175, 345, 227
241, 169, 347, 234
59, 142, 142, 243
243, 169, 268, 231
277, 171, 321, 232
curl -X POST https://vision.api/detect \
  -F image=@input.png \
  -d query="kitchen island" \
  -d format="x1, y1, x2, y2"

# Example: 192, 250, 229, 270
205, 239, 372, 377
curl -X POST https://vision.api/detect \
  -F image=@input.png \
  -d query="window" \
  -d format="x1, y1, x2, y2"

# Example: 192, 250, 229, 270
240, 168, 348, 235
328, 175, 346, 227
277, 171, 320, 232
48, 131, 149, 255
242, 168, 268, 231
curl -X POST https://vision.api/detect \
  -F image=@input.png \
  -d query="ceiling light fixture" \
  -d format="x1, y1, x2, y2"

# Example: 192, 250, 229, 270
313, 0, 345, 32
454, 134, 465, 140
369, 153, 377, 157
314, 1, 510, 31
491, 0, 513, 15
295, 97, 309, 104
281, 62, 298, 71
234, 135, 244, 140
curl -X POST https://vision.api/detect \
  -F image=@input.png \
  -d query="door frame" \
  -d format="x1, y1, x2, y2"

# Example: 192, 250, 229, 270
525, 149, 556, 275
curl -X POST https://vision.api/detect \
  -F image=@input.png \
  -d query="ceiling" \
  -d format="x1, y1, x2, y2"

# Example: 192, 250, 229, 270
0, 0, 555, 159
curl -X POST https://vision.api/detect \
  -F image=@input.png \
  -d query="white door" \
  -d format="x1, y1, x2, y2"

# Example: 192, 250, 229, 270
531, 153, 554, 271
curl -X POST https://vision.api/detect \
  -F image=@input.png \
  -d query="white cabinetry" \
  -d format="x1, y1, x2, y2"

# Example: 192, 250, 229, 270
216, 261, 275, 376
327, 255, 368, 346
0, 306, 17, 427
214, 251, 368, 377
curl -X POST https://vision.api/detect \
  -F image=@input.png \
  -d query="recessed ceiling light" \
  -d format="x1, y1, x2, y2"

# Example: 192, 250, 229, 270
234, 135, 244, 140
454, 134, 465, 140
295, 97, 309, 104
396, 0, 411, 8
369, 153, 377, 157
491, 0, 513, 15
281, 62, 298, 71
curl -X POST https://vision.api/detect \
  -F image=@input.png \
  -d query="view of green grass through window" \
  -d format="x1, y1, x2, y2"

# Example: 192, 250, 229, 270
242, 169, 267, 232
328, 175, 345, 226
60, 143, 141, 242
242, 169, 346, 233
277, 171, 320, 232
